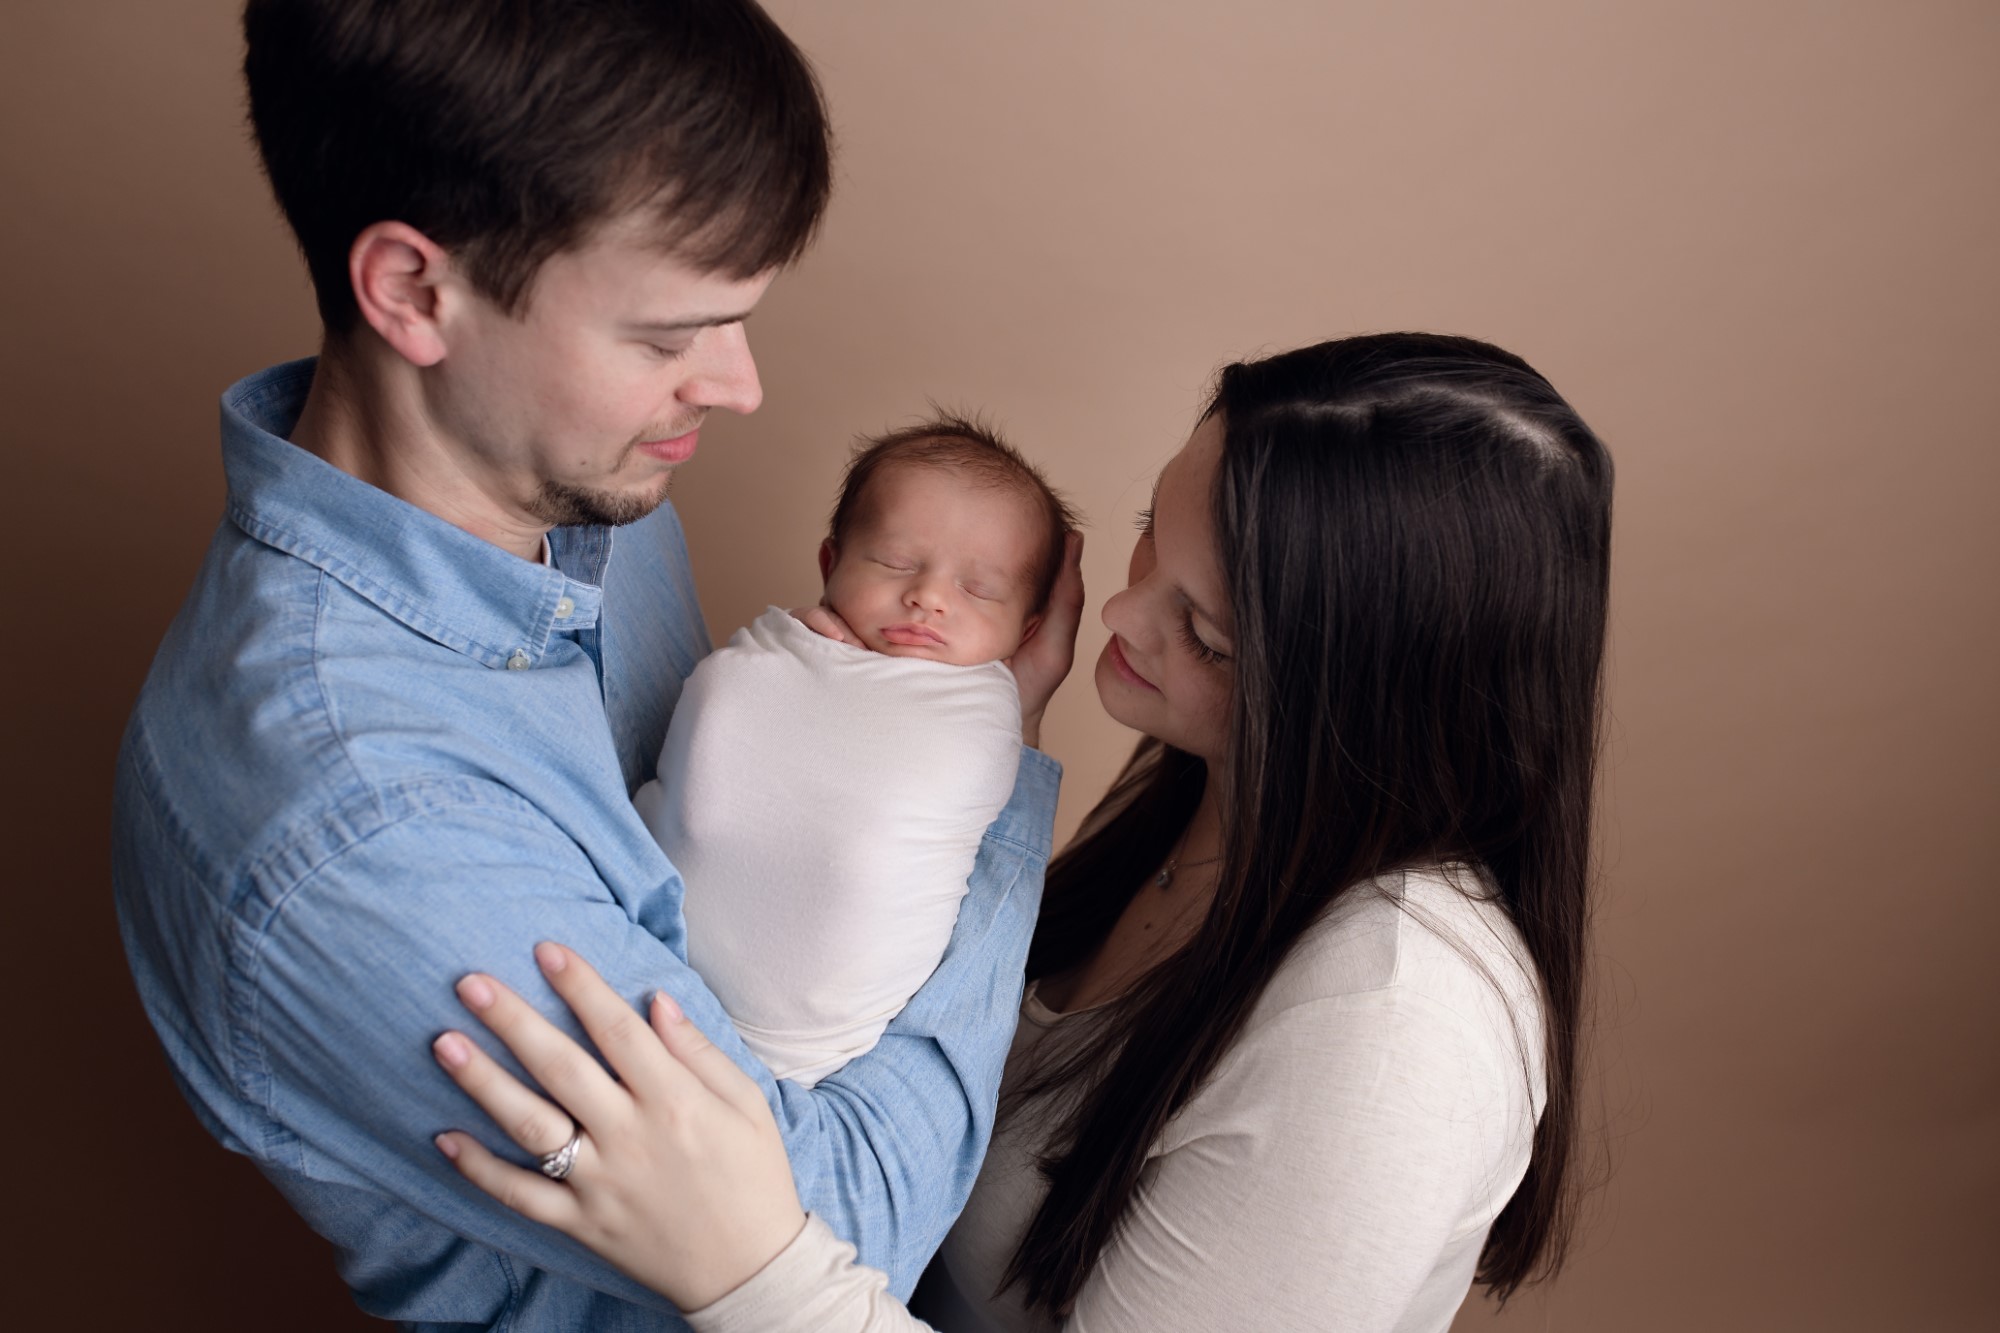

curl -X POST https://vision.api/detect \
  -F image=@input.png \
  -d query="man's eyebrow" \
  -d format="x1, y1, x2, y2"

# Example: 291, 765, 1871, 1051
626, 310, 757, 334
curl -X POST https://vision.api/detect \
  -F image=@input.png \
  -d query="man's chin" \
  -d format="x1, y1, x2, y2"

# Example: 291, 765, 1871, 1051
528, 474, 675, 528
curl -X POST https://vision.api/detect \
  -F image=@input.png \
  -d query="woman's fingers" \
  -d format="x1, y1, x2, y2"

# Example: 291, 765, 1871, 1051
453, 971, 626, 1130
433, 1030, 578, 1158
531, 943, 676, 1102
1008, 529, 1084, 739
650, 992, 779, 1120
434, 1129, 585, 1232
434, 951, 807, 1311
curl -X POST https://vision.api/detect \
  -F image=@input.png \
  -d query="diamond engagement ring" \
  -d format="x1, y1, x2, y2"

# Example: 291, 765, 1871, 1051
539, 1126, 583, 1181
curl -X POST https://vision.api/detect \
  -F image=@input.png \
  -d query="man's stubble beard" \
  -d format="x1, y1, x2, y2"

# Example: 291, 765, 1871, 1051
525, 429, 687, 528
527, 469, 676, 528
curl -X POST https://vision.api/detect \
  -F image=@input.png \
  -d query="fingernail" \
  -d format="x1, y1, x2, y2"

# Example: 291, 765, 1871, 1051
653, 990, 683, 1024
536, 942, 567, 974
458, 976, 496, 1010
435, 1134, 460, 1160
434, 1032, 470, 1068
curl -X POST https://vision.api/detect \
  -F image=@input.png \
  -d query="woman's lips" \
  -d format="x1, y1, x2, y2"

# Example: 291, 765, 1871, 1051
637, 428, 700, 465
1105, 635, 1158, 691
882, 623, 946, 647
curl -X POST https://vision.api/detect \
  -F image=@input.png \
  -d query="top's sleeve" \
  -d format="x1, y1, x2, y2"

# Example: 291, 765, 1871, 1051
247, 748, 1059, 1310
686, 1215, 936, 1333
679, 987, 1521, 1333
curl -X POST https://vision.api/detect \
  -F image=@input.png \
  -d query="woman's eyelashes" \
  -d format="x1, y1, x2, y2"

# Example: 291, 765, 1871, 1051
1134, 506, 1155, 537
1177, 613, 1229, 665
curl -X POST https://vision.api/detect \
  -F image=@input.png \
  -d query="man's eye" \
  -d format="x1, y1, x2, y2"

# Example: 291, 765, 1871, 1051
643, 342, 691, 361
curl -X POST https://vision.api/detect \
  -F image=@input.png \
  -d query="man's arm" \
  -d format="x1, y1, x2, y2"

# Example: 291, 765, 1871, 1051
774, 747, 1057, 1295
249, 754, 1056, 1308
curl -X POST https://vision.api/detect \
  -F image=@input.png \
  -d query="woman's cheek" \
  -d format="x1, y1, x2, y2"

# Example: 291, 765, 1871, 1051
1188, 669, 1234, 759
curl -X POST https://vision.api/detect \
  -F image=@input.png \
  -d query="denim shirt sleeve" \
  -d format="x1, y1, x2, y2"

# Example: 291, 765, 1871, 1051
248, 751, 1059, 1309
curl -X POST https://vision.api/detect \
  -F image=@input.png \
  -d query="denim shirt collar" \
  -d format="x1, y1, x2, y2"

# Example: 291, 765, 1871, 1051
220, 357, 611, 672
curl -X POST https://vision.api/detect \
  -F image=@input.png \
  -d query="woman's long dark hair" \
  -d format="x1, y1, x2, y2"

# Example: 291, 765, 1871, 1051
1004, 333, 1613, 1313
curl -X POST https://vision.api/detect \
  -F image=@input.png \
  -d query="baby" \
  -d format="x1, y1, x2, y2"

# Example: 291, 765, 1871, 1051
633, 415, 1076, 1086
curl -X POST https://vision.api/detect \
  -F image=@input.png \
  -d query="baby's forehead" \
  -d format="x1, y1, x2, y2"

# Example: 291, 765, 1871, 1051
856, 461, 1046, 531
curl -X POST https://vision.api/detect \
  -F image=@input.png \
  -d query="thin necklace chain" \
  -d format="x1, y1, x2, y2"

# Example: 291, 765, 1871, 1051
1155, 825, 1221, 889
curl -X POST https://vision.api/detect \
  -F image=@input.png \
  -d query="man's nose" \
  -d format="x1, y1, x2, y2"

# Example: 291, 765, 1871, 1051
682, 322, 763, 416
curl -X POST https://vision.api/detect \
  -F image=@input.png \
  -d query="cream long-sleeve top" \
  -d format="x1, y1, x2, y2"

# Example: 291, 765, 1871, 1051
687, 866, 1546, 1333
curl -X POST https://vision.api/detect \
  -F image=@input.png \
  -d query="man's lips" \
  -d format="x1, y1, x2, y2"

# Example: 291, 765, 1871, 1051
881, 623, 946, 647
636, 428, 700, 465
1105, 635, 1159, 691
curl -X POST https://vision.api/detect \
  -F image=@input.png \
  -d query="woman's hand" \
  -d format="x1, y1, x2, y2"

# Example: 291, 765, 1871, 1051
1008, 530, 1085, 749
432, 943, 806, 1311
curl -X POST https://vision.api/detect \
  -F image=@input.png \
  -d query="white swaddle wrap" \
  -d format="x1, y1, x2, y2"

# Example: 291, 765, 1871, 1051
634, 606, 1023, 1086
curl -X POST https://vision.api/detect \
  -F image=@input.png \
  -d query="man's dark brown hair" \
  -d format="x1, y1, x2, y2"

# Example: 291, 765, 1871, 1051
829, 412, 1080, 614
243, 0, 832, 332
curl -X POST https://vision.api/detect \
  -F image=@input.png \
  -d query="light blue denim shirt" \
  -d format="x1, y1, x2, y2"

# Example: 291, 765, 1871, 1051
113, 359, 1060, 1330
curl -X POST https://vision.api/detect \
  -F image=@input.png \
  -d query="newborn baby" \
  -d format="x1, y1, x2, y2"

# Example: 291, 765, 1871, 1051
634, 416, 1076, 1085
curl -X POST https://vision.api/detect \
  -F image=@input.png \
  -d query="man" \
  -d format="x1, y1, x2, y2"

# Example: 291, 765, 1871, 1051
112, 2, 1076, 1326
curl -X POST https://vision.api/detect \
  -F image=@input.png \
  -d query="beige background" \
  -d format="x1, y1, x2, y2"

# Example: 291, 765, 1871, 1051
5, 1, 1995, 1328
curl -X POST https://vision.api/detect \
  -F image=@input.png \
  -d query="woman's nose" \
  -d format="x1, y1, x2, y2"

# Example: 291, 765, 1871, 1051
1100, 583, 1147, 644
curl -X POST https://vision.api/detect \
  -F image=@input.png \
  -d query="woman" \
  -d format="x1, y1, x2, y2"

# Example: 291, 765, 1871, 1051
430, 332, 1613, 1330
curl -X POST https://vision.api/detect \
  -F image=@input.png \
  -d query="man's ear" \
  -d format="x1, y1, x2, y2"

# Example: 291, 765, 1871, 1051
817, 538, 838, 584
349, 221, 455, 368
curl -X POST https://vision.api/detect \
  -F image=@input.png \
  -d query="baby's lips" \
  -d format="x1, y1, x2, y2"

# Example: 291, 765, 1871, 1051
881, 623, 946, 647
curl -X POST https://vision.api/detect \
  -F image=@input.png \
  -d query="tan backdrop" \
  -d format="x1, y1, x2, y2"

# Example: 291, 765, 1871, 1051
5, 2, 1994, 1328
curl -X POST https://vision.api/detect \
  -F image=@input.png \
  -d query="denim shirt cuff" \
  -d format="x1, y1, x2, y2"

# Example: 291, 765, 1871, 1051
985, 746, 1062, 861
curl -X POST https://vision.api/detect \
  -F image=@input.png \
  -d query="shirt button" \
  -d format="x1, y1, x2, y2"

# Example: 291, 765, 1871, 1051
506, 649, 532, 671
553, 596, 575, 620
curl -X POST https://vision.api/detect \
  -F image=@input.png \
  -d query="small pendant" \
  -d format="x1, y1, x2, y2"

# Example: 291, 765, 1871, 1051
1155, 865, 1173, 889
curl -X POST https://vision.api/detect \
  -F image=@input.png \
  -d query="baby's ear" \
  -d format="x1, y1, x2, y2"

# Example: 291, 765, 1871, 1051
1018, 612, 1043, 647
817, 538, 838, 584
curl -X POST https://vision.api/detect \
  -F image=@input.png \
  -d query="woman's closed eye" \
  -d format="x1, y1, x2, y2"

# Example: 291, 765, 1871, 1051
1134, 506, 1155, 538
1177, 612, 1229, 665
